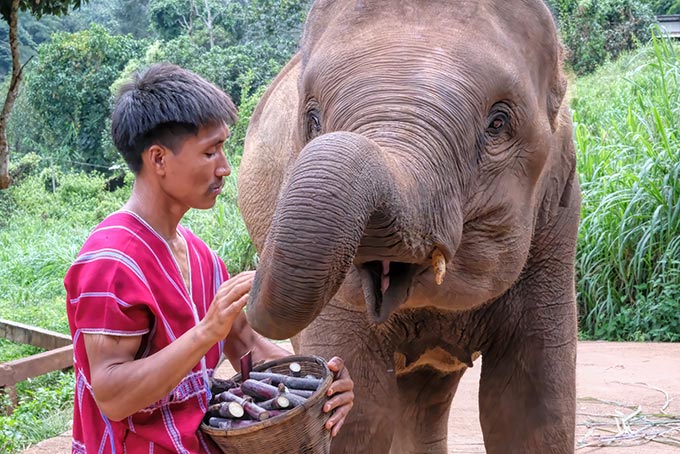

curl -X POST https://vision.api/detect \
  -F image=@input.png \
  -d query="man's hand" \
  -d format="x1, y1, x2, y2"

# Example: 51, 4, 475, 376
323, 356, 354, 437
200, 271, 254, 344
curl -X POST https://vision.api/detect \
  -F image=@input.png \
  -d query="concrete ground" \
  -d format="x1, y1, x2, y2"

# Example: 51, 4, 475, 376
21, 341, 680, 453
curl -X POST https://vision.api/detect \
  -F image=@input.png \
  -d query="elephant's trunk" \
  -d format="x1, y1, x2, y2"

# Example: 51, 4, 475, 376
246, 132, 395, 339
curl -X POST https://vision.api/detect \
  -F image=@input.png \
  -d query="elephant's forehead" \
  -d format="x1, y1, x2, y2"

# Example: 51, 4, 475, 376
303, 0, 557, 89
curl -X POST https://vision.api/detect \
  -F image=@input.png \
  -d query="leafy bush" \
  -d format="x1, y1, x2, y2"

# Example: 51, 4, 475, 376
16, 24, 146, 170
649, 0, 680, 14
572, 34, 680, 341
548, 0, 655, 75
0, 371, 74, 453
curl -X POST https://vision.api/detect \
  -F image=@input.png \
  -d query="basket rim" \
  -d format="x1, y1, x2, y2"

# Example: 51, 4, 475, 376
201, 354, 332, 437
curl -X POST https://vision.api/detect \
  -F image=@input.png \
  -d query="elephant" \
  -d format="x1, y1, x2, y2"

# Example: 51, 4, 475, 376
237, 1, 580, 453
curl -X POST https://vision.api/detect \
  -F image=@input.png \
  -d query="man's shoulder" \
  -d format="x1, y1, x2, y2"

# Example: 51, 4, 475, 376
79, 211, 150, 255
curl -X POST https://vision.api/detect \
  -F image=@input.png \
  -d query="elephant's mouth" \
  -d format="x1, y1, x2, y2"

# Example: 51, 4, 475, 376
356, 261, 421, 323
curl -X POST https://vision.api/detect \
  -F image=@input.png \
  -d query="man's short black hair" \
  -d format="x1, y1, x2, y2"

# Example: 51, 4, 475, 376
111, 63, 238, 174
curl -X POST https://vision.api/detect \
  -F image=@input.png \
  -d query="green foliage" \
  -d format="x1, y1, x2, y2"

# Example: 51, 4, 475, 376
241, 0, 310, 58
648, 0, 680, 14
0, 371, 74, 454
226, 75, 268, 160
153, 36, 279, 105
20, 24, 145, 169
553, 0, 655, 75
113, 0, 152, 39
572, 34, 680, 341
0, 0, 88, 23
144, 0, 309, 104
147, 0, 192, 41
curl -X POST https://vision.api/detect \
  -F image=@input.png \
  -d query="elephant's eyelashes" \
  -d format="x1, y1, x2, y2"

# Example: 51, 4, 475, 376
486, 111, 510, 135
485, 102, 514, 136
305, 107, 322, 140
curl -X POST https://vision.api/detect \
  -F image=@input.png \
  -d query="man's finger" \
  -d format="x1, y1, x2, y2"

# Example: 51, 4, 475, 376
219, 280, 253, 302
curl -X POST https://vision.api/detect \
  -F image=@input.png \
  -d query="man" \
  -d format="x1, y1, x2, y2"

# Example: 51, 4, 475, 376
65, 63, 354, 453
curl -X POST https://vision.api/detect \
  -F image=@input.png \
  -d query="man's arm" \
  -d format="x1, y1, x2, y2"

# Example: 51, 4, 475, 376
84, 328, 217, 421
85, 271, 254, 421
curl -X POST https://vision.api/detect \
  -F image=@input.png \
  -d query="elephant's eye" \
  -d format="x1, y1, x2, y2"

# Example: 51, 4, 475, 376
487, 111, 509, 135
306, 108, 322, 140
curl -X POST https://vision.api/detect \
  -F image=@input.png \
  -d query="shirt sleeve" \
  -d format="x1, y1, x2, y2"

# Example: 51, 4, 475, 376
66, 254, 152, 337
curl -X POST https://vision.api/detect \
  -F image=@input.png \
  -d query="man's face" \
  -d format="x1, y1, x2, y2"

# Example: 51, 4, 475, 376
161, 122, 231, 210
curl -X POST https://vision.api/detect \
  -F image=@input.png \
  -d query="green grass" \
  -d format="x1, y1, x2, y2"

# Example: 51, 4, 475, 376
0, 372, 75, 453
0, 164, 254, 453
572, 33, 680, 341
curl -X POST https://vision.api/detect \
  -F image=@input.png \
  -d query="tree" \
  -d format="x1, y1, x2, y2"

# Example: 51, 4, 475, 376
114, 0, 152, 39
546, 0, 654, 75
0, 0, 89, 189
23, 24, 144, 168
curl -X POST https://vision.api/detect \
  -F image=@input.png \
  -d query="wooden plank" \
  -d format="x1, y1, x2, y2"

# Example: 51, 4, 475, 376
0, 318, 72, 350
0, 345, 73, 387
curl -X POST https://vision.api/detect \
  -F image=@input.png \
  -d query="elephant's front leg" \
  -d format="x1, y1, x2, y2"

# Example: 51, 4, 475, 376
478, 283, 577, 454
294, 301, 399, 454
390, 367, 466, 454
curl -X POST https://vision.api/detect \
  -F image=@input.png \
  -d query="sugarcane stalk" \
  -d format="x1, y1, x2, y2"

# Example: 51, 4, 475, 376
258, 395, 290, 410
208, 417, 256, 430
216, 390, 270, 421
211, 377, 238, 394
240, 351, 253, 380
249, 372, 322, 390
289, 362, 302, 377
279, 391, 308, 408
287, 388, 314, 398
241, 378, 281, 400
218, 401, 245, 419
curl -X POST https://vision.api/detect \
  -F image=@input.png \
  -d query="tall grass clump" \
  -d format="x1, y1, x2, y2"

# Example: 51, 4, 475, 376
572, 32, 680, 341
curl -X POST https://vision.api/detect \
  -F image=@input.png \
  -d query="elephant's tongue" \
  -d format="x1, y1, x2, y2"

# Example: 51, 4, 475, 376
381, 260, 390, 294
358, 261, 416, 324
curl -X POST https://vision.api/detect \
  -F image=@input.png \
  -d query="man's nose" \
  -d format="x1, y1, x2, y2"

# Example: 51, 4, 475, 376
216, 152, 231, 177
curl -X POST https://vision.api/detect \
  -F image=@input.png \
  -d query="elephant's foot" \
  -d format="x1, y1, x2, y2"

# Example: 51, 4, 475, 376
389, 366, 465, 454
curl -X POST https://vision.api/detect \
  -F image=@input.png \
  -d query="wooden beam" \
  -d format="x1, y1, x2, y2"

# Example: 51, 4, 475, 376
0, 318, 71, 350
0, 345, 73, 387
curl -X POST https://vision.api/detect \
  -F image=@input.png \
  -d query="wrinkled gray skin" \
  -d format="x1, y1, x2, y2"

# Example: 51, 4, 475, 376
237, 1, 580, 453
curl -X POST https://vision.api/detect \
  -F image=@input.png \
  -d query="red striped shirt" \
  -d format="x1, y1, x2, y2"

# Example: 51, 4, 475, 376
66, 211, 228, 453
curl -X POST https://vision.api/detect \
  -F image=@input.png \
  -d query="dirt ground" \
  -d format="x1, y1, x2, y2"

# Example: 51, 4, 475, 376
21, 341, 680, 453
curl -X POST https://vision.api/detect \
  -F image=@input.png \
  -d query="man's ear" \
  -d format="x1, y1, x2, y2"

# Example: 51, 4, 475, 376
144, 144, 169, 176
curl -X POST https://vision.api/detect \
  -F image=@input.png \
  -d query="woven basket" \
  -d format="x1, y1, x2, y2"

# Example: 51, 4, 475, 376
202, 355, 333, 454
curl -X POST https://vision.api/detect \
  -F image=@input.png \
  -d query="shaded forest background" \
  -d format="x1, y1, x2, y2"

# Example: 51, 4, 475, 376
0, 0, 675, 175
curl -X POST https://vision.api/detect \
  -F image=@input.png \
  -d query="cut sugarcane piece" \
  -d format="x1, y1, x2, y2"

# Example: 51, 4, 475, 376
248, 371, 322, 390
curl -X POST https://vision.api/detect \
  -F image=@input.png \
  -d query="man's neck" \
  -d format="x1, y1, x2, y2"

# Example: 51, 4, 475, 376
123, 178, 188, 241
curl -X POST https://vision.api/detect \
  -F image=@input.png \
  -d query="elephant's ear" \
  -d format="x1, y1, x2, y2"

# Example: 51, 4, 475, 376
238, 54, 302, 252
547, 41, 568, 133
300, 0, 351, 65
